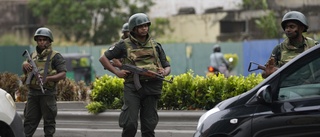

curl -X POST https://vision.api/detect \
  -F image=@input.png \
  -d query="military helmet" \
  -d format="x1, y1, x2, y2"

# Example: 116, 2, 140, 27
122, 23, 129, 32
281, 11, 308, 32
34, 27, 53, 42
213, 45, 221, 52
128, 13, 151, 31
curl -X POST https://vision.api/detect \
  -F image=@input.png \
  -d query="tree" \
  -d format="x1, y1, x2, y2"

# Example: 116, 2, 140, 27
28, 0, 154, 45
242, 0, 268, 10
255, 11, 280, 39
241, 0, 280, 39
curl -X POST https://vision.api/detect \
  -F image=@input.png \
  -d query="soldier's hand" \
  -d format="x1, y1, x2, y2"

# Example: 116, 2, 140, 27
23, 62, 32, 72
112, 59, 122, 68
157, 68, 165, 76
264, 58, 278, 77
115, 70, 130, 78
39, 75, 47, 83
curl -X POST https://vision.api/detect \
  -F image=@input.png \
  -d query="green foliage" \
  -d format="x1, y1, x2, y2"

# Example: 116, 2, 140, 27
87, 70, 264, 112
242, 0, 268, 10
160, 70, 196, 110
150, 18, 174, 38
255, 11, 280, 39
224, 54, 239, 70
0, 34, 22, 46
28, 0, 154, 45
88, 74, 124, 112
243, 0, 279, 39
86, 101, 107, 114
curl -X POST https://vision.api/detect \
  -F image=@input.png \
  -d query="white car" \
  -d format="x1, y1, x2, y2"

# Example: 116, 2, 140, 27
0, 88, 25, 137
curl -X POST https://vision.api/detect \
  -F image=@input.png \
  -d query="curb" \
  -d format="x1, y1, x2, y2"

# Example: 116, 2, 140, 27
16, 102, 205, 122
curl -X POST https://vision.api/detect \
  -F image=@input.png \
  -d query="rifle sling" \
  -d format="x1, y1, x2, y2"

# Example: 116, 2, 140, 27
25, 51, 52, 85
26, 72, 33, 84
42, 51, 52, 82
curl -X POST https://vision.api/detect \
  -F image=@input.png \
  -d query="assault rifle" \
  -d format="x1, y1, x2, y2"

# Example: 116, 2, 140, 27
22, 50, 45, 94
121, 64, 173, 90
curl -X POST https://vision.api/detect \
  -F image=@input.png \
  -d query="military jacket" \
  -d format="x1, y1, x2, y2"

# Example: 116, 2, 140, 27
104, 34, 170, 81
25, 46, 67, 94
271, 37, 318, 67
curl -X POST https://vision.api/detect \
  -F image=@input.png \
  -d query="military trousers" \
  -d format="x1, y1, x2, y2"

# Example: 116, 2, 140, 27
24, 93, 57, 137
119, 82, 160, 137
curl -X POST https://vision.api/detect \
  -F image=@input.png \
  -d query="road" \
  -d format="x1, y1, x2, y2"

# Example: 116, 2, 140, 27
16, 102, 206, 137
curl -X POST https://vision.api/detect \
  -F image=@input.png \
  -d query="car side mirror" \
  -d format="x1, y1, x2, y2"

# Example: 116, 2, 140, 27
256, 85, 272, 104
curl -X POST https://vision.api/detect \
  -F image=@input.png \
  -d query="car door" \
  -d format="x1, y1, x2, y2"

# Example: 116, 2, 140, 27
251, 47, 320, 137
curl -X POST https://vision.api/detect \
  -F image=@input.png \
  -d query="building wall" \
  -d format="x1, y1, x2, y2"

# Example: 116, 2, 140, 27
157, 13, 227, 43
148, 0, 242, 18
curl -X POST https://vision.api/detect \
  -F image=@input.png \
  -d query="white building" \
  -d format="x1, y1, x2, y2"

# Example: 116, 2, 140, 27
148, 0, 242, 18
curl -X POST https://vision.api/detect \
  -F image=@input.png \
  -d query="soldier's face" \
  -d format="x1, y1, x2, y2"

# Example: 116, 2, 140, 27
123, 31, 129, 38
284, 22, 302, 39
36, 36, 50, 49
135, 24, 149, 37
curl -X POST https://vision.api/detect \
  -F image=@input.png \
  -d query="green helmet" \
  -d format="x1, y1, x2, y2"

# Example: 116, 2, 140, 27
128, 13, 151, 31
34, 27, 54, 42
281, 11, 308, 32
122, 23, 129, 32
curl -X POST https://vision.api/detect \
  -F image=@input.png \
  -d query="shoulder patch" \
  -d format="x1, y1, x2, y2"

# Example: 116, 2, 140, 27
109, 46, 115, 50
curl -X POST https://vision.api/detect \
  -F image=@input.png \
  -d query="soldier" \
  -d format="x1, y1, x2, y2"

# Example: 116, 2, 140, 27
262, 11, 318, 78
99, 13, 171, 137
121, 22, 129, 39
22, 27, 67, 137
111, 22, 130, 68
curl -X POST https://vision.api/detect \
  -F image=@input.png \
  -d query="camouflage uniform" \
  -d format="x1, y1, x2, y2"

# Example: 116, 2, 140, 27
104, 32, 169, 137
263, 11, 318, 78
101, 13, 170, 137
23, 27, 67, 137
271, 37, 318, 67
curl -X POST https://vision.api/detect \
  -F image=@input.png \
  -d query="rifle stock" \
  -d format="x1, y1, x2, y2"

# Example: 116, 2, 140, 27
248, 61, 266, 72
22, 50, 45, 93
248, 58, 275, 72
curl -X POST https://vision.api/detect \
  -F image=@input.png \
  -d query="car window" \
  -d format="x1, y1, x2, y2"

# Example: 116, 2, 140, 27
278, 57, 320, 101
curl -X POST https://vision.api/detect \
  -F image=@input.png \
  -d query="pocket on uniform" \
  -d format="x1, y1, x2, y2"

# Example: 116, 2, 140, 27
119, 104, 129, 128
46, 97, 57, 118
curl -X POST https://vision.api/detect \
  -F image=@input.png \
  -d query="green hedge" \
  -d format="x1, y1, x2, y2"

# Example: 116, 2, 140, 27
86, 70, 264, 114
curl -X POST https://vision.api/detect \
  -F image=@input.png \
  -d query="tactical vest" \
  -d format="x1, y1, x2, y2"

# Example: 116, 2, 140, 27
276, 37, 317, 67
27, 50, 58, 90
122, 38, 162, 81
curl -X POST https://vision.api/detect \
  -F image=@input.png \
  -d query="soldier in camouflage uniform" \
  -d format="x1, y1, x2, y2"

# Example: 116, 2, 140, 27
111, 22, 130, 68
121, 22, 130, 39
262, 11, 318, 78
22, 27, 67, 137
99, 13, 171, 137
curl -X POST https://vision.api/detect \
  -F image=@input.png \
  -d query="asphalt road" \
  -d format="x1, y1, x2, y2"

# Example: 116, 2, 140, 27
16, 102, 206, 137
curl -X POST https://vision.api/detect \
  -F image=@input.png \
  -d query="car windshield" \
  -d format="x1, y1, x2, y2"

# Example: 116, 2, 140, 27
278, 57, 320, 101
